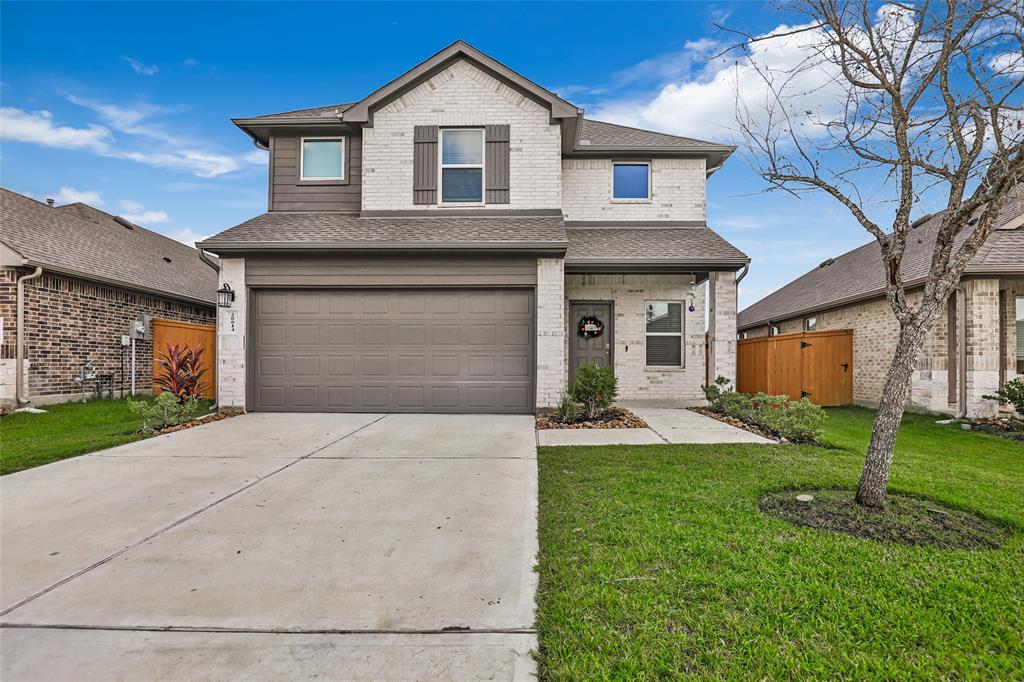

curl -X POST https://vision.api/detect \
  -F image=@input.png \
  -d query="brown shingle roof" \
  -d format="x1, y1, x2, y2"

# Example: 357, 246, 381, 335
566, 227, 748, 265
737, 193, 1024, 330
578, 118, 733, 151
1, 188, 217, 305
199, 212, 568, 251
236, 102, 355, 124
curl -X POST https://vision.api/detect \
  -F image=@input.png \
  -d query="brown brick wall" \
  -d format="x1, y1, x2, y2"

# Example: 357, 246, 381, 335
6, 268, 214, 400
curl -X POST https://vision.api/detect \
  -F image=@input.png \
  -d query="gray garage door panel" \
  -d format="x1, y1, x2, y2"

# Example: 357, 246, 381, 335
251, 289, 535, 413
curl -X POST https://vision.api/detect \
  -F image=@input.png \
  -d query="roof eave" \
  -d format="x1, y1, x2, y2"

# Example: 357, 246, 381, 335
20, 259, 216, 308
197, 241, 569, 255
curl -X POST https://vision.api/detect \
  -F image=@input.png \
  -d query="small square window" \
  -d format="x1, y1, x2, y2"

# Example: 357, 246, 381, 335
804, 317, 817, 332
301, 138, 345, 181
613, 163, 650, 200
645, 301, 683, 367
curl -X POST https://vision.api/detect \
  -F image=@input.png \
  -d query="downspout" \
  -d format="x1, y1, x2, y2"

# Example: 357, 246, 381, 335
954, 285, 968, 419
197, 249, 220, 412
198, 249, 219, 272
16, 266, 43, 405
735, 263, 749, 284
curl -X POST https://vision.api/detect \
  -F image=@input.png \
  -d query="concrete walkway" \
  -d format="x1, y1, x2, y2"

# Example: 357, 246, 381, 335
537, 403, 775, 446
1, 413, 538, 681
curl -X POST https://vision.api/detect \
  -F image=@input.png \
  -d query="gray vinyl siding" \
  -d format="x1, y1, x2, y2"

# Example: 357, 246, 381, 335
270, 132, 362, 212
245, 253, 538, 288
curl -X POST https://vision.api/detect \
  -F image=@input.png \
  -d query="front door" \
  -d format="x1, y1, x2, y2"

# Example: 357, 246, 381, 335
569, 301, 613, 383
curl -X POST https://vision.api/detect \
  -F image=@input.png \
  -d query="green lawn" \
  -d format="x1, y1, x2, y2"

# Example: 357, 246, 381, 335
536, 407, 1024, 680
1, 397, 214, 475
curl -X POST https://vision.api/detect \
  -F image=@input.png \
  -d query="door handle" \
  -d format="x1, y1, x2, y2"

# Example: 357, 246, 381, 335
841, 363, 849, 372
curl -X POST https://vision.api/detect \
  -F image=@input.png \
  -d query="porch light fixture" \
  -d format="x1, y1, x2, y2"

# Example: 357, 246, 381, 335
217, 283, 235, 308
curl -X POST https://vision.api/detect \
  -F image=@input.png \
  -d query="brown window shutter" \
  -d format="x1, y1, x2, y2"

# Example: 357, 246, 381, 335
485, 124, 510, 204
413, 125, 438, 205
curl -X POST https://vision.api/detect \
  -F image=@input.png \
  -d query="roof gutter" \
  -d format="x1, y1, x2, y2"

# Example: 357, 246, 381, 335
198, 241, 569, 255
16, 266, 43, 405
198, 249, 220, 272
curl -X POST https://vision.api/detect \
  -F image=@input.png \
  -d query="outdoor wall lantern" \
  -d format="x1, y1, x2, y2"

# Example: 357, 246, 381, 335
217, 283, 235, 308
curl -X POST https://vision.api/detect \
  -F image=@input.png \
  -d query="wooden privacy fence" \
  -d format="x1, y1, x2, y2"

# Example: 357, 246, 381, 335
152, 319, 216, 399
737, 329, 853, 406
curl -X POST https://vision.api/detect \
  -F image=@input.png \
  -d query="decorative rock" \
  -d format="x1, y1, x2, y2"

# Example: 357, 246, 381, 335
961, 423, 973, 431
796, 494, 815, 503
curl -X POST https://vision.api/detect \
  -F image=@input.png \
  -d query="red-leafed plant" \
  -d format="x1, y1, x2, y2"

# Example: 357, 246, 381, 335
154, 344, 208, 403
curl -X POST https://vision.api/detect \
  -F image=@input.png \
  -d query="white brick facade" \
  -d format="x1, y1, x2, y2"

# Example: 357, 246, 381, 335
707, 271, 737, 386
536, 258, 566, 408
564, 274, 706, 402
362, 59, 562, 211
216, 258, 246, 410
561, 158, 706, 222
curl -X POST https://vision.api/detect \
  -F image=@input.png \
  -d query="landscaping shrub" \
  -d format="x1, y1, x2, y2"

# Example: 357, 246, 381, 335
553, 394, 582, 424
569, 363, 618, 421
703, 375, 733, 412
128, 392, 200, 432
703, 377, 825, 443
154, 344, 209, 403
983, 378, 1024, 416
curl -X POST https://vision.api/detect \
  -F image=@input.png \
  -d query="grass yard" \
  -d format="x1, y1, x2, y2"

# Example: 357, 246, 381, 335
1, 397, 214, 475
536, 407, 1024, 680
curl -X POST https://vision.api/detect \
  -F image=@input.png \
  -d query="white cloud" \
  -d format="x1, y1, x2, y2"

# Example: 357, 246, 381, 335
53, 186, 104, 206
243, 149, 268, 165
990, 51, 1024, 76
118, 199, 144, 212
183, 58, 199, 68
0, 107, 112, 151
588, 22, 849, 142
164, 226, 211, 247
122, 56, 158, 77
121, 209, 169, 226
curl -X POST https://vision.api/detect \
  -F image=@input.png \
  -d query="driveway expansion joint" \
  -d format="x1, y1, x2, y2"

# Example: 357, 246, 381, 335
0, 623, 538, 636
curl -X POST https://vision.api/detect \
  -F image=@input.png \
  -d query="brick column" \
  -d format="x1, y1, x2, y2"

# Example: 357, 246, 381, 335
963, 278, 1001, 418
707, 270, 737, 387
217, 258, 246, 411
536, 258, 566, 409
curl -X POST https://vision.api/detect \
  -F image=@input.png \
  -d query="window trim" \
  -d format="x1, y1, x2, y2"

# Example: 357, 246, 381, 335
612, 160, 652, 203
644, 300, 685, 368
299, 136, 347, 184
438, 127, 486, 207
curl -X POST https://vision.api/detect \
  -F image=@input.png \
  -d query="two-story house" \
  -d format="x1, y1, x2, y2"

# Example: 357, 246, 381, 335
199, 41, 748, 414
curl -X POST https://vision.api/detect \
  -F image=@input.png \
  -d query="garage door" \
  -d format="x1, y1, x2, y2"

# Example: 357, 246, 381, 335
250, 289, 535, 413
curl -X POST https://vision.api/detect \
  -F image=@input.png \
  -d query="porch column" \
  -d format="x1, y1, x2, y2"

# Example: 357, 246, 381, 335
217, 257, 247, 411
536, 257, 566, 409
707, 270, 737, 387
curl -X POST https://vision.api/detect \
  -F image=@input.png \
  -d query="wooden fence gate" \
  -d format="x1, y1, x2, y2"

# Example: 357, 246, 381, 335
152, 319, 216, 399
736, 329, 853, 406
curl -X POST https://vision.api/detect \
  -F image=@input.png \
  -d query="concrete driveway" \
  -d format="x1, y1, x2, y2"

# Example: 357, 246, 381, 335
1, 413, 538, 681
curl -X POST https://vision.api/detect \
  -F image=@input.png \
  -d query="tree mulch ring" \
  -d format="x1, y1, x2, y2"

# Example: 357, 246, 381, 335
536, 407, 648, 430
759, 489, 1011, 550
689, 407, 780, 442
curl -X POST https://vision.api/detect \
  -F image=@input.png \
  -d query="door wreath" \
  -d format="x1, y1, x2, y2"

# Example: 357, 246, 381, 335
578, 315, 605, 339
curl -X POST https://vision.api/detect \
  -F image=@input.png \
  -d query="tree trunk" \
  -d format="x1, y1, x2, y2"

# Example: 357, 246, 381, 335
855, 324, 929, 508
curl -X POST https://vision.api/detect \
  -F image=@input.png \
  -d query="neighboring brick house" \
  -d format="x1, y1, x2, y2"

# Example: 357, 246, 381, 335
198, 41, 748, 414
0, 188, 217, 406
737, 191, 1024, 418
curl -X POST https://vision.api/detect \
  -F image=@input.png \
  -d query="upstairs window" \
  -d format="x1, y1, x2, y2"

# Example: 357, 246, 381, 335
440, 128, 484, 204
646, 301, 683, 367
301, 137, 345, 181
613, 162, 650, 200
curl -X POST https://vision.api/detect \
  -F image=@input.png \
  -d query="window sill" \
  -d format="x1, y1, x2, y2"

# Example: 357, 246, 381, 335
298, 178, 349, 186
645, 365, 687, 372
437, 203, 486, 208
612, 198, 652, 204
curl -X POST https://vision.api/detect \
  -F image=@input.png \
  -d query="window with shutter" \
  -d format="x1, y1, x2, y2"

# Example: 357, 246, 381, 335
485, 124, 510, 204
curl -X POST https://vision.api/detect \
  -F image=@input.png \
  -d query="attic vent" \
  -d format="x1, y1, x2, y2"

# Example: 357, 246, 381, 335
968, 217, 979, 226
113, 216, 136, 230
818, 258, 835, 268
910, 213, 934, 228
162, 257, 172, 263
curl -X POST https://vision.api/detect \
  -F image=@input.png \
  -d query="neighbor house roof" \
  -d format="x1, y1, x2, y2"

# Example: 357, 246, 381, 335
737, 191, 1024, 330
565, 226, 749, 270
576, 119, 734, 152
0, 188, 217, 306
198, 211, 568, 253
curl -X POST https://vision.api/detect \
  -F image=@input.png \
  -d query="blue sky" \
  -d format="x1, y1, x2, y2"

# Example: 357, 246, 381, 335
1, 1, 880, 308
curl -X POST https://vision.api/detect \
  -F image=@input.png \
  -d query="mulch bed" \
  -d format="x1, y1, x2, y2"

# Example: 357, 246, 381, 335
689, 407, 780, 442
967, 418, 1024, 442
154, 410, 236, 436
759, 489, 1010, 550
537, 406, 648, 430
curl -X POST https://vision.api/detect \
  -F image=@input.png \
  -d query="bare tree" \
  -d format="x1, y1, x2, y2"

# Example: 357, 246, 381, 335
732, 0, 1023, 506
